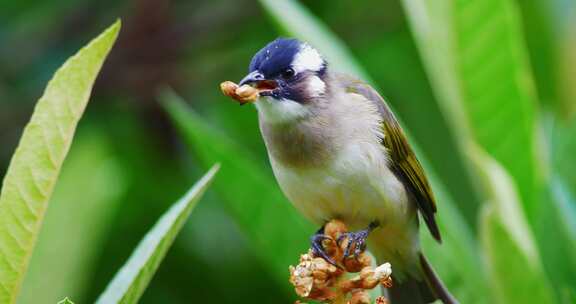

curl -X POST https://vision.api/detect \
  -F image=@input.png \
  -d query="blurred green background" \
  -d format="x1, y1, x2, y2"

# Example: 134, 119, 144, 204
1, 0, 575, 303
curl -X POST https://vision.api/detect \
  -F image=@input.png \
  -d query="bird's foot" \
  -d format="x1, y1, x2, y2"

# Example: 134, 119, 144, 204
310, 232, 338, 266
337, 230, 369, 258
337, 222, 379, 259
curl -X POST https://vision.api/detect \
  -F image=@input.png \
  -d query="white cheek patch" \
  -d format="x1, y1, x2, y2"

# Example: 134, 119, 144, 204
256, 97, 310, 124
307, 75, 326, 98
292, 44, 324, 74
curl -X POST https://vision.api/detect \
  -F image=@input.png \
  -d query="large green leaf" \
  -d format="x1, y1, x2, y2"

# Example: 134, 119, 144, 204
401, 0, 540, 220
547, 118, 576, 234
18, 129, 125, 304
537, 116, 576, 296
550, 117, 576, 190
471, 146, 555, 303
162, 91, 486, 302
402, 0, 575, 297
417, 167, 487, 304
537, 178, 576, 302
95, 165, 219, 304
161, 91, 313, 284
0, 20, 120, 303
57, 297, 74, 304
481, 206, 555, 304
558, 17, 576, 117
516, 0, 559, 110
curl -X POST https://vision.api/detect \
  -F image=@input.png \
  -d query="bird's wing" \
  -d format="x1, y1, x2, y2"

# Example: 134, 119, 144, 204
336, 73, 441, 242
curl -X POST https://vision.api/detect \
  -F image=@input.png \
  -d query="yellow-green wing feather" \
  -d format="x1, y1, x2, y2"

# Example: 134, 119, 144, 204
337, 74, 441, 242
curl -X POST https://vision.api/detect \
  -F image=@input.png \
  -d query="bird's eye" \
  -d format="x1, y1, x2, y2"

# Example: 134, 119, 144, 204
281, 67, 296, 79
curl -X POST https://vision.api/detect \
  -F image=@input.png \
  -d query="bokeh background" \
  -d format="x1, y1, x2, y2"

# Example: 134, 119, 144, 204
1, 0, 575, 303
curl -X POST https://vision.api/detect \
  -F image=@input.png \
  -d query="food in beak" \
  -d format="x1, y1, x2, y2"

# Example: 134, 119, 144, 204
220, 81, 258, 105
220, 80, 278, 105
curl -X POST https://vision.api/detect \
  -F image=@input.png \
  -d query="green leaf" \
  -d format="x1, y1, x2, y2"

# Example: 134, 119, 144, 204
95, 165, 219, 304
161, 91, 486, 302
471, 146, 555, 303
0, 20, 120, 303
537, 116, 576, 293
516, 0, 559, 110
557, 5, 576, 117
161, 90, 313, 284
401, 0, 540, 220
550, 117, 576, 190
19, 129, 125, 304
481, 206, 555, 303
418, 167, 487, 304
536, 178, 576, 297
57, 297, 74, 304
548, 117, 576, 244
402, 0, 576, 297
258, 0, 372, 82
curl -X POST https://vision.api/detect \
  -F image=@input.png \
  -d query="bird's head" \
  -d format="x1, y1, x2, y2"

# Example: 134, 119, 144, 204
239, 38, 328, 123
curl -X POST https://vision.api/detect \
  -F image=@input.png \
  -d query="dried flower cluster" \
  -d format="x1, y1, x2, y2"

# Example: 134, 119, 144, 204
220, 81, 260, 104
289, 220, 393, 304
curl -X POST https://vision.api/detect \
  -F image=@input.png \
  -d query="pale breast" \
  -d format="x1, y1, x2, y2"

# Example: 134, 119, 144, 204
258, 89, 422, 278
261, 93, 412, 229
269, 139, 410, 229
260, 116, 337, 168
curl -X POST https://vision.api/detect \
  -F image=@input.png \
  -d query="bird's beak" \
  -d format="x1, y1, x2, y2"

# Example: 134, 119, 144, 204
239, 70, 265, 86
239, 71, 278, 96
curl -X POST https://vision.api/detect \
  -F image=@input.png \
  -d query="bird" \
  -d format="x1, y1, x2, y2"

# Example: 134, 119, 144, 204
237, 38, 457, 304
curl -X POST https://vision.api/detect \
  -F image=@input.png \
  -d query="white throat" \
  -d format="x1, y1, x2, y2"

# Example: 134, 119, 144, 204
255, 97, 311, 124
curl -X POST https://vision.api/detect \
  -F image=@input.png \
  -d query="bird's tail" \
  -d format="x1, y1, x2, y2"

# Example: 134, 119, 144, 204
388, 253, 459, 304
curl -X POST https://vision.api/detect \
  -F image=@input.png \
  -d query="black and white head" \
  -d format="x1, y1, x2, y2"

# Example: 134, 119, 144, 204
239, 38, 328, 123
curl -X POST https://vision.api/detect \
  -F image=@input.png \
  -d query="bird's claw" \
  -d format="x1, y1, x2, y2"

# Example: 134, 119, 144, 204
310, 234, 338, 266
338, 230, 370, 259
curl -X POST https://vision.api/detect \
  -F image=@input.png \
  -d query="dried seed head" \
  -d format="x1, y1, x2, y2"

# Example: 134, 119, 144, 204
355, 263, 392, 290
343, 251, 372, 273
289, 220, 393, 304
290, 254, 315, 297
381, 276, 393, 289
289, 252, 342, 298
324, 219, 347, 239
350, 290, 371, 304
